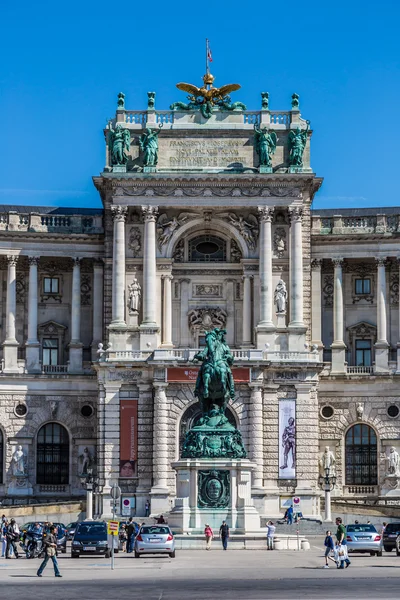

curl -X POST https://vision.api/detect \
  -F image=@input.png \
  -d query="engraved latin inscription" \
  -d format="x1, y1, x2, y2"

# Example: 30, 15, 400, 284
169, 140, 247, 167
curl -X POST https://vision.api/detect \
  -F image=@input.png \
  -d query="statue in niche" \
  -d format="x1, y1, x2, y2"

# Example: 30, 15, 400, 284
319, 446, 336, 477
79, 447, 92, 476
273, 227, 286, 258
11, 445, 26, 477
128, 278, 141, 313
356, 402, 364, 420
253, 125, 277, 167
128, 227, 141, 257
386, 446, 400, 476
230, 239, 242, 263
288, 121, 310, 167
274, 279, 287, 313
173, 239, 184, 262
139, 124, 163, 166
109, 124, 131, 165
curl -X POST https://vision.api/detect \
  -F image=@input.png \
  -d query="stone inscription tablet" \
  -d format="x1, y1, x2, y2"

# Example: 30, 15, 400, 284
158, 137, 253, 168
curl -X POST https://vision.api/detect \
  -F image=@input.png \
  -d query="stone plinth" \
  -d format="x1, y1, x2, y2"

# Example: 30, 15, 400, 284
169, 458, 260, 533
8, 476, 33, 497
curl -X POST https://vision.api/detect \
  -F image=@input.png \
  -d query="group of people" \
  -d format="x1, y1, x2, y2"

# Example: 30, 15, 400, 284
323, 517, 351, 569
1, 516, 20, 559
119, 514, 166, 552
204, 520, 276, 551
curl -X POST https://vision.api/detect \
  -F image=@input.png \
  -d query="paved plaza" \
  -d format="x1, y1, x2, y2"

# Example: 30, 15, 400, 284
1, 543, 400, 599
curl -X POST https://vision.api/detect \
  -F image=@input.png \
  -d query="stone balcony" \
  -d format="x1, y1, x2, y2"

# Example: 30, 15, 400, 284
0, 208, 104, 235
311, 209, 400, 236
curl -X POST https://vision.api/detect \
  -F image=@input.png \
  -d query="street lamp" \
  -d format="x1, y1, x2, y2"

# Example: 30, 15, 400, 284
80, 468, 96, 520
318, 467, 337, 522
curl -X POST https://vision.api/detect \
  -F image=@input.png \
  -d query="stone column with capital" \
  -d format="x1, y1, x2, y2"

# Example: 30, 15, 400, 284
249, 384, 264, 490
375, 257, 389, 372
91, 260, 104, 361
140, 205, 159, 350
256, 207, 275, 348
26, 256, 40, 372
161, 274, 173, 348
150, 383, 170, 514
330, 258, 346, 374
110, 205, 128, 328
288, 207, 305, 329
242, 273, 253, 346
311, 259, 323, 360
3, 255, 19, 373
68, 257, 83, 372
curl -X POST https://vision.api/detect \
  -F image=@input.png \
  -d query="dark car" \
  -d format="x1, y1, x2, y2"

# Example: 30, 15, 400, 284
382, 523, 400, 552
66, 522, 78, 541
71, 521, 110, 558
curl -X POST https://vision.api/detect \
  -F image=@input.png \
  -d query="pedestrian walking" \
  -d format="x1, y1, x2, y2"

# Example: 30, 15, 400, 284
204, 524, 213, 550
219, 521, 229, 550
37, 525, 62, 577
323, 530, 335, 568
334, 541, 350, 569
1, 520, 7, 557
335, 517, 347, 545
5, 518, 19, 559
126, 518, 136, 553
145, 499, 150, 517
119, 524, 127, 552
266, 521, 276, 550
286, 505, 293, 525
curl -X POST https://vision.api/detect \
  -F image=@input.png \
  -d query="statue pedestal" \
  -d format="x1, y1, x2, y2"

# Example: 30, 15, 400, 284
112, 165, 126, 173
276, 312, 287, 328
143, 166, 157, 173
259, 166, 272, 173
8, 476, 33, 497
169, 458, 260, 533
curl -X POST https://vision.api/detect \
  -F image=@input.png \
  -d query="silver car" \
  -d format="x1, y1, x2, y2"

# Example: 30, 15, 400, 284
134, 525, 175, 558
346, 523, 382, 556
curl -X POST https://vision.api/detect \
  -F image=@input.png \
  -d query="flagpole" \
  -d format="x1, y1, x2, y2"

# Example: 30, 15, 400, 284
206, 38, 209, 75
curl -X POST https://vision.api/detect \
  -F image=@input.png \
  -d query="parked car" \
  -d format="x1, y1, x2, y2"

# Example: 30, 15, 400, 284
382, 522, 400, 552
346, 523, 382, 556
66, 522, 78, 541
71, 521, 110, 558
134, 525, 175, 558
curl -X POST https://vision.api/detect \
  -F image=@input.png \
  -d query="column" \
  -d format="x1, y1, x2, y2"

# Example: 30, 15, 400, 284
311, 259, 323, 359
161, 274, 173, 347
26, 256, 40, 372
69, 257, 83, 372
3, 255, 19, 372
257, 207, 274, 328
288, 207, 304, 327
141, 205, 158, 327
242, 274, 252, 346
111, 205, 127, 327
151, 383, 170, 514
330, 258, 346, 374
249, 384, 264, 490
375, 257, 389, 372
91, 260, 104, 360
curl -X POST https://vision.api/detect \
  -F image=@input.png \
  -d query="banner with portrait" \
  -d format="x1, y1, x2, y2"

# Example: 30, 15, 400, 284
278, 399, 296, 479
120, 400, 138, 478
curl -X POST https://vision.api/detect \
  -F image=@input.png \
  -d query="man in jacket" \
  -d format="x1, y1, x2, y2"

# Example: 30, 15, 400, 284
126, 518, 136, 554
5, 519, 19, 559
37, 525, 62, 577
219, 521, 229, 550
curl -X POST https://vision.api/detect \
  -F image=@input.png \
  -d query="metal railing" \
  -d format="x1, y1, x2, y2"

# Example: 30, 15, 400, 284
42, 364, 69, 374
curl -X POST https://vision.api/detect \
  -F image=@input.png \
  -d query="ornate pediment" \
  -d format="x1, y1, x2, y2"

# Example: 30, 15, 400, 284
347, 321, 376, 342
38, 320, 68, 335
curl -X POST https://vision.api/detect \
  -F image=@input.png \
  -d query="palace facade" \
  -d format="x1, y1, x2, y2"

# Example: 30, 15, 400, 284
0, 87, 399, 520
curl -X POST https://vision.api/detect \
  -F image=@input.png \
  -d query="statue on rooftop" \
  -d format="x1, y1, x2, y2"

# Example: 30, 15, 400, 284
109, 124, 131, 165
288, 121, 310, 167
139, 124, 163, 166
254, 125, 277, 167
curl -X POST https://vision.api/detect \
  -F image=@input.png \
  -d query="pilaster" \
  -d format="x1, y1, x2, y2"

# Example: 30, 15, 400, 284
375, 257, 389, 373
330, 258, 346, 374
69, 257, 83, 373
25, 256, 40, 372
3, 255, 19, 373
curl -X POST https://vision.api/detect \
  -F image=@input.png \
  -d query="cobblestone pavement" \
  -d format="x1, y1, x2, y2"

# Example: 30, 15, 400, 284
1, 545, 399, 599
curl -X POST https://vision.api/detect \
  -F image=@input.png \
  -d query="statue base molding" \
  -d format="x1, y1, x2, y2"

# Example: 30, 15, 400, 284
143, 166, 157, 173
259, 166, 273, 173
169, 458, 260, 533
112, 165, 126, 173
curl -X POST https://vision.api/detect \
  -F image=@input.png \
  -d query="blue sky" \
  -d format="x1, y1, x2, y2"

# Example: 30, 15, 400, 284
1, 0, 398, 210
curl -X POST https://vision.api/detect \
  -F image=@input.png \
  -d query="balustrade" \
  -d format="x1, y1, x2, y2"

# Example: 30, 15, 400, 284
156, 111, 174, 124
125, 111, 147, 125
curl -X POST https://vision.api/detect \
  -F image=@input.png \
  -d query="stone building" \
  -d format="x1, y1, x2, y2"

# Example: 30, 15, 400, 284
0, 81, 399, 521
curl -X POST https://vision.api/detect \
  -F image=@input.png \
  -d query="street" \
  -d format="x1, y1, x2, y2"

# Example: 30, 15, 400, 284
1, 541, 400, 599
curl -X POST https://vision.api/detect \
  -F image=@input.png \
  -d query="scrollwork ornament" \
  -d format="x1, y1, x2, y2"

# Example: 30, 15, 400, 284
288, 207, 303, 223
257, 206, 274, 223
111, 205, 128, 222
141, 205, 159, 222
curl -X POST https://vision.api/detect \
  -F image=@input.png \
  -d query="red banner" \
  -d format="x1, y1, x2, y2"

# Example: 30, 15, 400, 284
120, 400, 138, 478
166, 367, 250, 383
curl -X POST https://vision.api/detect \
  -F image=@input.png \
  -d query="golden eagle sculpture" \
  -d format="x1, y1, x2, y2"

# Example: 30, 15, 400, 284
171, 73, 246, 119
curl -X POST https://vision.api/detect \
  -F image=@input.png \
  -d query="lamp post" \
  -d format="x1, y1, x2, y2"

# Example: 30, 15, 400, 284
318, 467, 337, 522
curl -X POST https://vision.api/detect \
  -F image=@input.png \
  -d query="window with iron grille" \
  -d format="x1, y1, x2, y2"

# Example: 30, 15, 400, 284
345, 424, 377, 485
188, 235, 226, 262
37, 423, 69, 485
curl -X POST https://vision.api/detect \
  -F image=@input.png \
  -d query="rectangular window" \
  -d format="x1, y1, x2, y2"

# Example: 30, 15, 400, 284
43, 338, 58, 365
355, 339, 371, 366
198, 335, 206, 348
43, 277, 59, 294
355, 278, 371, 295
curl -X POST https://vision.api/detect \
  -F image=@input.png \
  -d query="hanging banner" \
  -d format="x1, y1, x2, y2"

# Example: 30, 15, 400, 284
278, 399, 296, 479
166, 367, 250, 383
120, 400, 138, 478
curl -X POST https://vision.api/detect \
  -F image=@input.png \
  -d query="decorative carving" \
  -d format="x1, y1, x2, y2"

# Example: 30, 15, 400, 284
7, 255, 18, 267
11, 445, 27, 476
311, 258, 322, 270
390, 273, 399, 305
80, 274, 91, 306
115, 185, 301, 198
78, 446, 93, 476
274, 279, 287, 313
50, 400, 58, 419
230, 239, 242, 262
194, 284, 222, 297
173, 239, 184, 262
254, 125, 277, 167
222, 213, 258, 251
28, 256, 40, 267
188, 307, 227, 331
288, 122, 310, 167
16, 273, 26, 304
128, 227, 141, 257
111, 205, 128, 222
288, 206, 303, 223
197, 470, 231, 507
147, 91, 155, 110
157, 213, 192, 250
319, 446, 336, 477
273, 227, 286, 258
128, 278, 141, 313
117, 92, 125, 109
385, 446, 400, 477
261, 91, 269, 109
109, 124, 130, 166
356, 402, 364, 420
291, 93, 300, 109
258, 206, 274, 223
322, 274, 334, 307
141, 205, 158, 222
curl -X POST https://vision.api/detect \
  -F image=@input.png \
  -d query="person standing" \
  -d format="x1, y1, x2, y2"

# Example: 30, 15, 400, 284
323, 530, 335, 568
5, 518, 19, 559
266, 521, 276, 550
145, 499, 150, 518
126, 518, 135, 554
37, 526, 62, 577
219, 521, 229, 550
1, 519, 7, 558
204, 524, 213, 551
286, 505, 293, 525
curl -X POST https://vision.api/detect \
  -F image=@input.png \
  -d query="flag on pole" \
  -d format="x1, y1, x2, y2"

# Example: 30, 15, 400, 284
207, 41, 213, 63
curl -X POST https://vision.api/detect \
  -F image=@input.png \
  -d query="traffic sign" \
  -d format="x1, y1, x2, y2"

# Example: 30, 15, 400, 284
292, 496, 301, 510
107, 520, 119, 535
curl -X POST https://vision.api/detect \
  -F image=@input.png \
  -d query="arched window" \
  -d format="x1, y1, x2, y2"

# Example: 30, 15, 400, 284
37, 423, 69, 485
189, 235, 226, 262
345, 424, 377, 485
179, 403, 237, 457
0, 429, 3, 484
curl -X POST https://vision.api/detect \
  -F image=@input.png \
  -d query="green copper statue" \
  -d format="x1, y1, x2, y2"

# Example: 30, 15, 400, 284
181, 328, 246, 460
139, 124, 163, 166
254, 125, 277, 167
288, 121, 310, 167
109, 124, 130, 165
